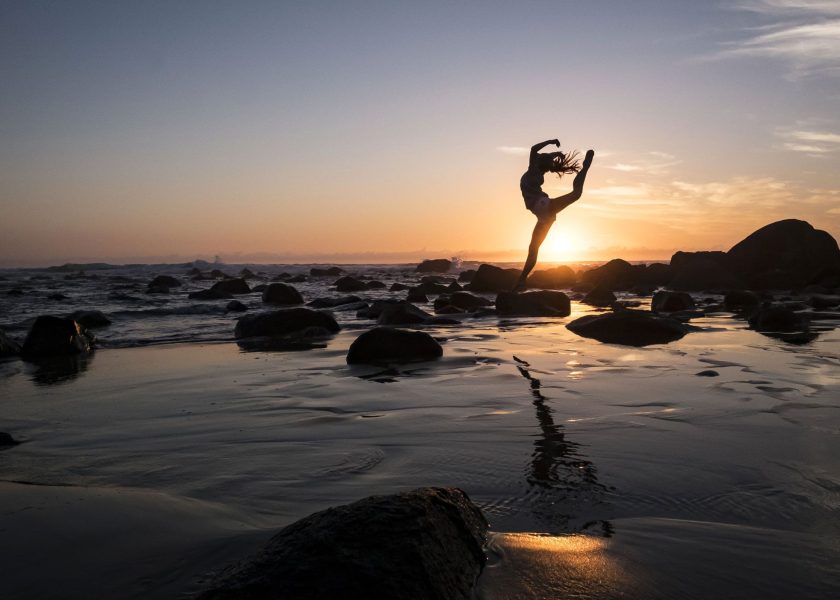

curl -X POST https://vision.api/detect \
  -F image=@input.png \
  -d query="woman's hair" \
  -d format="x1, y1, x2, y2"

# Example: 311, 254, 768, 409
546, 150, 581, 177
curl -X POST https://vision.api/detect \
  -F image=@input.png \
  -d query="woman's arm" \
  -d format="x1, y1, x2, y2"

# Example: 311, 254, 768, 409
530, 139, 560, 154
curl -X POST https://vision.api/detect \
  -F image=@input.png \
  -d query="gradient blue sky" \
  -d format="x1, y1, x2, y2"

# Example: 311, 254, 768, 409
2, 0, 839, 265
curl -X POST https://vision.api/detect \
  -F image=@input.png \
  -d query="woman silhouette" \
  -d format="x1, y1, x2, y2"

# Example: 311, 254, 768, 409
513, 140, 594, 291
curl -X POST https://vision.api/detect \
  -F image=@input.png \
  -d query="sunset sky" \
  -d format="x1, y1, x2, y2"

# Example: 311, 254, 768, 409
2, 0, 839, 266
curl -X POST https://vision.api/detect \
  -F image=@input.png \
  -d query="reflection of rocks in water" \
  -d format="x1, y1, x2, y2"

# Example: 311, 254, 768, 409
513, 355, 609, 533
29, 353, 93, 386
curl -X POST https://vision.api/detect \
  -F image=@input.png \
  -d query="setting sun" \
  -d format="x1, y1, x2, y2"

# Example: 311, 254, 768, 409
541, 228, 587, 262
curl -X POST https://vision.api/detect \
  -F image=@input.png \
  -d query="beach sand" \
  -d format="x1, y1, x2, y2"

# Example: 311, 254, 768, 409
2, 305, 840, 597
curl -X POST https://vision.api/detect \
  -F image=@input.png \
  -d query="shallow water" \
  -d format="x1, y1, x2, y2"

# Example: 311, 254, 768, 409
1, 263, 840, 597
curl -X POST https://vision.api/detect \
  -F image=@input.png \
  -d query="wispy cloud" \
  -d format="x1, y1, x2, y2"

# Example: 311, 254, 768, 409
605, 151, 681, 175
713, 2, 840, 76
776, 127, 840, 154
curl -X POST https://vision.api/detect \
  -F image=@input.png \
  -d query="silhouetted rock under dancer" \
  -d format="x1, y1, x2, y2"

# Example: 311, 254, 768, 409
513, 140, 595, 291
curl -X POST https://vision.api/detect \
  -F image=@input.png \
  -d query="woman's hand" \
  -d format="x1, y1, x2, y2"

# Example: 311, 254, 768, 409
552, 139, 560, 146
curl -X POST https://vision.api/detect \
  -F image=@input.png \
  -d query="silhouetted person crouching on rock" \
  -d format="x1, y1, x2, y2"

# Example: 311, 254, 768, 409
513, 139, 594, 291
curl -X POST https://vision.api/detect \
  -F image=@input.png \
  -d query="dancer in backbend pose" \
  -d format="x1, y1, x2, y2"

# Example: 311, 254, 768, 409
513, 139, 594, 291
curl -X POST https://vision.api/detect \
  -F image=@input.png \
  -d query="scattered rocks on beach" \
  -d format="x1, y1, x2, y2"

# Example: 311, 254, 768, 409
197, 487, 487, 600
334, 276, 368, 292
495, 291, 571, 316
415, 258, 453, 273
468, 264, 520, 292
347, 327, 443, 363
0, 329, 21, 357
651, 291, 695, 313
262, 283, 304, 305
567, 310, 689, 346
234, 309, 340, 342
21, 316, 95, 358
310, 266, 343, 277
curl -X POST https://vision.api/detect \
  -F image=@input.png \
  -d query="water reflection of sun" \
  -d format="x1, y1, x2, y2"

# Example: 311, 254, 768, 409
542, 228, 586, 262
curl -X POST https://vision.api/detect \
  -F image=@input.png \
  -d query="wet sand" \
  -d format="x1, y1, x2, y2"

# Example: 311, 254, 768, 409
2, 309, 840, 597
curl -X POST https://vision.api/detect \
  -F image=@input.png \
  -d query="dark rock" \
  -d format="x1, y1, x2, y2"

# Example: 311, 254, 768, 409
211, 278, 251, 295
390, 282, 409, 292
458, 270, 476, 282
357, 299, 404, 319
724, 290, 761, 313
527, 266, 576, 289
234, 309, 340, 340
637, 263, 673, 285
406, 288, 429, 303
651, 291, 695, 313
21, 316, 94, 358
226, 300, 248, 312
1, 329, 21, 357
334, 276, 368, 292
310, 266, 343, 277
146, 285, 171, 294
332, 301, 368, 312
748, 305, 808, 332
435, 304, 466, 315
286, 274, 307, 283
196, 487, 486, 600
696, 370, 720, 377
272, 272, 292, 281
0, 432, 21, 448
68, 310, 112, 328
148, 275, 181, 288
262, 283, 304, 305
420, 275, 452, 285
377, 302, 433, 325
566, 310, 689, 346
47, 293, 68, 301
307, 295, 362, 309
365, 280, 386, 289
416, 258, 453, 273
188, 288, 233, 300
412, 281, 449, 296
628, 284, 657, 296
496, 291, 571, 316
7, 289, 24, 296
347, 327, 443, 364
251, 284, 267, 293
800, 284, 830, 295
727, 219, 840, 289
446, 281, 463, 292
668, 256, 743, 292
239, 268, 257, 279
468, 264, 520, 292
582, 287, 617, 307
580, 259, 638, 290
425, 316, 462, 325
434, 292, 491, 312
210, 269, 230, 279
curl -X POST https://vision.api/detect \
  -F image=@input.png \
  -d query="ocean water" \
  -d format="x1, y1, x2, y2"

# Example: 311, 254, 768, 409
1, 262, 840, 598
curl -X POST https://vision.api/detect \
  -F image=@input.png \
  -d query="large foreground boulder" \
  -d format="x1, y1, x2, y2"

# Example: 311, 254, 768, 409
566, 310, 689, 346
234, 309, 340, 341
21, 316, 94, 359
197, 487, 487, 600
347, 327, 443, 364
416, 258, 453, 273
727, 219, 840, 289
467, 264, 520, 292
495, 291, 571, 316
262, 283, 304, 305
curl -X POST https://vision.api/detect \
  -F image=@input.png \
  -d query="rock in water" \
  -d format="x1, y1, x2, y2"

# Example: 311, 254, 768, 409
748, 306, 807, 332
651, 291, 695, 313
579, 259, 639, 290
526, 266, 577, 289
347, 327, 443, 364
468, 264, 520, 292
211, 278, 251, 295
0, 329, 21, 357
582, 287, 617, 307
148, 275, 181, 289
415, 258, 453, 273
197, 487, 487, 600
0, 432, 21, 448
226, 300, 248, 312
21, 316, 94, 358
727, 219, 840, 289
495, 291, 571, 316
310, 266, 343, 277
724, 290, 761, 313
566, 310, 689, 346
307, 295, 363, 308
377, 302, 433, 325
334, 276, 368, 292
262, 283, 304, 305
433, 292, 491, 312
234, 309, 340, 340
